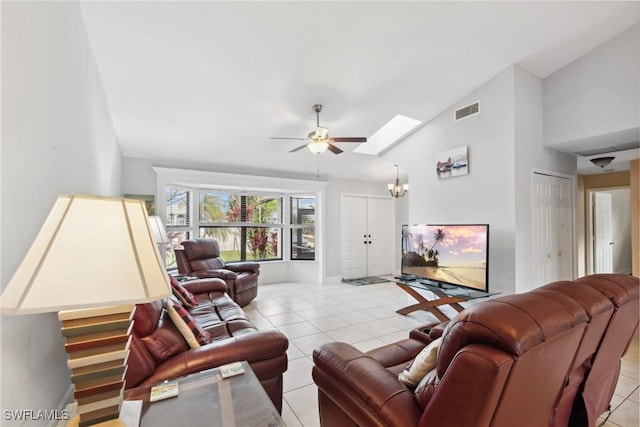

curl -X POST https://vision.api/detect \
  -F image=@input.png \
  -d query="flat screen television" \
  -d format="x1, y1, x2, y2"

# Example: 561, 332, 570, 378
401, 224, 489, 292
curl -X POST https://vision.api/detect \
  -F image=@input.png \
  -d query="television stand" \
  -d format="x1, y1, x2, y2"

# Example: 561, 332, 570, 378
394, 280, 494, 321
417, 278, 455, 290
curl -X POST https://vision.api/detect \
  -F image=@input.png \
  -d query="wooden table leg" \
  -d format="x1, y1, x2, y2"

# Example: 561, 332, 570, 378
395, 282, 466, 321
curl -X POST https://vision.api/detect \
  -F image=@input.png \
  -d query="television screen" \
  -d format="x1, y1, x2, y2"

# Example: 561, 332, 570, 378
401, 224, 489, 292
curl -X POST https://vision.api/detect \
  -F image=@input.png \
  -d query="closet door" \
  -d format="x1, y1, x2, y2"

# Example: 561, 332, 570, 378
341, 195, 393, 280
532, 172, 574, 286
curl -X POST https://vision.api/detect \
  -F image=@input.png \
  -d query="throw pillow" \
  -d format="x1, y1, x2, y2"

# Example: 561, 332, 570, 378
398, 337, 442, 387
169, 275, 197, 308
166, 298, 211, 348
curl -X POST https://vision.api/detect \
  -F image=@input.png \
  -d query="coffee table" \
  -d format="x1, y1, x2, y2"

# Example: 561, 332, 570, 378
395, 280, 497, 321
123, 361, 285, 427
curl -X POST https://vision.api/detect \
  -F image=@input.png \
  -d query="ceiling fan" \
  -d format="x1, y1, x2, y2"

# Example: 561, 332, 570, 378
271, 104, 367, 154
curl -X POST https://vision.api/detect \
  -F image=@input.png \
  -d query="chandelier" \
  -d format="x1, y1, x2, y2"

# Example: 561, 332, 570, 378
388, 164, 409, 198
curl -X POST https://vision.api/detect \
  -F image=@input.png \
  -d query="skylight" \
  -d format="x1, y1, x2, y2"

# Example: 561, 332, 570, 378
354, 114, 422, 155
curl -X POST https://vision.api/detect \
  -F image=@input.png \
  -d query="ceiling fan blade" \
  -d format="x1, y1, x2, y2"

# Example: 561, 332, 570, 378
327, 143, 343, 154
271, 137, 305, 141
330, 137, 367, 143
289, 144, 308, 153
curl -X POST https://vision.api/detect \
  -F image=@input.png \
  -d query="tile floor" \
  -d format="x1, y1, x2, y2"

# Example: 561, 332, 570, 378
245, 279, 639, 427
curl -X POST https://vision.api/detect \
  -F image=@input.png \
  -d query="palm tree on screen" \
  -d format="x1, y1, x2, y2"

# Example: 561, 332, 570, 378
426, 229, 445, 266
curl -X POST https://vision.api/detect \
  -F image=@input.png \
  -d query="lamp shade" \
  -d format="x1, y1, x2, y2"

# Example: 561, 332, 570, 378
0, 194, 171, 314
148, 216, 169, 244
308, 140, 329, 153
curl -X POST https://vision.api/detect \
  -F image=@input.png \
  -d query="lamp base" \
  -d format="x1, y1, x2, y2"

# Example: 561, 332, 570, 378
59, 305, 136, 427
67, 414, 126, 427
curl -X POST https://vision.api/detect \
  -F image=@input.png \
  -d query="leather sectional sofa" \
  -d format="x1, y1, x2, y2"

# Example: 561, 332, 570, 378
312, 274, 639, 427
176, 238, 260, 306
125, 277, 288, 412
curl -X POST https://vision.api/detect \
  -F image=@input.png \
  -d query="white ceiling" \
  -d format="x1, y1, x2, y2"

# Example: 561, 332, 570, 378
79, 1, 640, 183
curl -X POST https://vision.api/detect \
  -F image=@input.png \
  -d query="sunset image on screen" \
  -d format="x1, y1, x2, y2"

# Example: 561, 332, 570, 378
402, 224, 488, 290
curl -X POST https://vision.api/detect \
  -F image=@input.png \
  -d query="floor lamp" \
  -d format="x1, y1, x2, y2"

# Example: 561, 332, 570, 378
0, 194, 171, 426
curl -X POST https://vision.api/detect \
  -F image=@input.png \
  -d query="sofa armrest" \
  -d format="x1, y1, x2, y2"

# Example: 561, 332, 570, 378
196, 269, 238, 280
312, 342, 423, 427
226, 262, 260, 274
182, 278, 228, 295
141, 330, 288, 386
409, 321, 449, 343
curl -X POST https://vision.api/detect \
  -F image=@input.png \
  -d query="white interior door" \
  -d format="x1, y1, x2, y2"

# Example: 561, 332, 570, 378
532, 172, 574, 286
341, 195, 393, 279
366, 197, 393, 277
593, 192, 613, 273
341, 196, 368, 279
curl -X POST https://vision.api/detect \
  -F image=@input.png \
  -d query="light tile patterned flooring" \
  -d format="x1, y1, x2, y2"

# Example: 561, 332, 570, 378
245, 280, 639, 427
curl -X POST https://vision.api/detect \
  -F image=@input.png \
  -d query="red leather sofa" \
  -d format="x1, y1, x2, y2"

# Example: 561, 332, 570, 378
125, 277, 288, 412
312, 274, 639, 427
175, 238, 259, 306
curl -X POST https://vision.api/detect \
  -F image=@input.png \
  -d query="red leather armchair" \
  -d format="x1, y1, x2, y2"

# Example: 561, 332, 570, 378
312, 274, 639, 427
125, 277, 288, 412
175, 238, 259, 306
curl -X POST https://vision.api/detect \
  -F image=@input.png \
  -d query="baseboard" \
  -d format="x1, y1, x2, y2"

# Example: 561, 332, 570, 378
324, 275, 342, 284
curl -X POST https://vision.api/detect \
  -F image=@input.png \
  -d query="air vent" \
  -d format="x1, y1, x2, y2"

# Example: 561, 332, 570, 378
454, 102, 480, 121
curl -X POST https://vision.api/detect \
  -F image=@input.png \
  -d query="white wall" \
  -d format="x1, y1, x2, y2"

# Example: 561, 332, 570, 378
384, 65, 578, 295
384, 67, 517, 294
1, 2, 121, 424
543, 24, 640, 148
513, 66, 577, 292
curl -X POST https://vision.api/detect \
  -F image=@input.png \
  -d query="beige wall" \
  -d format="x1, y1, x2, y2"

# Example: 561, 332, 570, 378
579, 169, 638, 277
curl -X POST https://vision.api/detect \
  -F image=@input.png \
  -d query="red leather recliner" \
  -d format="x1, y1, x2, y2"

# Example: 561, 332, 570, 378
570, 274, 640, 426
175, 238, 259, 306
312, 274, 639, 427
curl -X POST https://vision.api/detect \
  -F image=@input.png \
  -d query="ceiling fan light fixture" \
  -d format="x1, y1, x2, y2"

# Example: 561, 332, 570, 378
308, 140, 329, 154
590, 156, 615, 168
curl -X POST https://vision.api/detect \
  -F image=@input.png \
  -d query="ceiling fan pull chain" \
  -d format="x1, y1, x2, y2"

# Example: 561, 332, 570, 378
317, 154, 320, 177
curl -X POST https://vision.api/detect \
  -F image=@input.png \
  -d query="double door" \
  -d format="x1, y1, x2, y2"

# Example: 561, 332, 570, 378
341, 195, 393, 280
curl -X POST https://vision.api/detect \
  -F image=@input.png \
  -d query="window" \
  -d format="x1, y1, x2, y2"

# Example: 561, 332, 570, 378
290, 196, 315, 260
165, 186, 192, 269
163, 185, 315, 265
197, 191, 282, 262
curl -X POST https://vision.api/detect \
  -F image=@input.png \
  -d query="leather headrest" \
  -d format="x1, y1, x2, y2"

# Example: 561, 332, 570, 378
575, 274, 640, 307
534, 280, 614, 318
133, 300, 164, 337
437, 292, 588, 378
182, 239, 221, 261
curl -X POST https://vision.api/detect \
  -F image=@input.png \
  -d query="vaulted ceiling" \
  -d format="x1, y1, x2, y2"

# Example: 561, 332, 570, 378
79, 1, 640, 182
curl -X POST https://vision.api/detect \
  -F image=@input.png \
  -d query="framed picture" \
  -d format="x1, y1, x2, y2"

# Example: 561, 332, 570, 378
124, 194, 155, 215
436, 146, 468, 179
